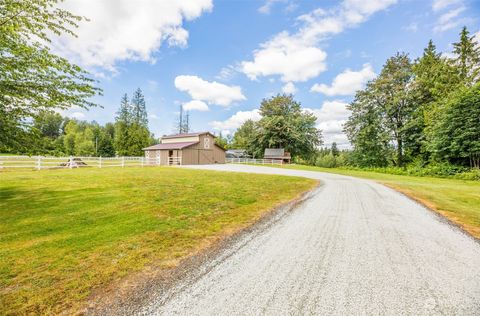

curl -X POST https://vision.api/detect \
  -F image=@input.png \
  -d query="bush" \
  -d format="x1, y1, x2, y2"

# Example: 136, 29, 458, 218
339, 162, 478, 180
315, 153, 347, 168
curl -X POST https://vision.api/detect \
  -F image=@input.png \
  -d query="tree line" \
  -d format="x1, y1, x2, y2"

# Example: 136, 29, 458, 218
228, 27, 479, 176
2, 88, 155, 157
345, 27, 480, 170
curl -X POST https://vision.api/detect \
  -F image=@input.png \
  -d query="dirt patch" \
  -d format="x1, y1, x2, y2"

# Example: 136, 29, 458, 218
81, 182, 320, 315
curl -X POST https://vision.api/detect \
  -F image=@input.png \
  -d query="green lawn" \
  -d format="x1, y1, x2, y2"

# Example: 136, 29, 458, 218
0, 167, 316, 314
259, 164, 480, 239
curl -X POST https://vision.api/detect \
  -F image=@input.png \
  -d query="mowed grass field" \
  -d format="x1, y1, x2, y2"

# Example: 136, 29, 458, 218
0, 167, 316, 314
261, 164, 480, 239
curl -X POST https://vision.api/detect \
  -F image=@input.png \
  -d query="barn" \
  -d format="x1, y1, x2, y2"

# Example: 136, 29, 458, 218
143, 132, 226, 165
264, 148, 291, 163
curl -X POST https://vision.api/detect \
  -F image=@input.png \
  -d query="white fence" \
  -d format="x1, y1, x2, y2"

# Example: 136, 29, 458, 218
167, 156, 182, 165
226, 158, 284, 165
0, 155, 180, 170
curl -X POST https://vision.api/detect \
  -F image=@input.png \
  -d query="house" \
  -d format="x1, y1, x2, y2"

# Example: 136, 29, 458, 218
264, 148, 291, 163
143, 132, 226, 165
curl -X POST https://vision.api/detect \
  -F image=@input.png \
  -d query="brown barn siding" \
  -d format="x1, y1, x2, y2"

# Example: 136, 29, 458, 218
144, 133, 225, 165
160, 150, 169, 165
213, 146, 226, 163
181, 148, 199, 165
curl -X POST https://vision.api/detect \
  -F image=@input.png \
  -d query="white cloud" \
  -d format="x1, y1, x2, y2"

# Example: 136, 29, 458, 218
241, 0, 396, 82
215, 65, 237, 81
183, 100, 209, 111
149, 113, 159, 119
474, 30, 480, 44
433, 6, 465, 32
258, 0, 285, 14
310, 63, 375, 96
282, 82, 297, 94
210, 109, 261, 130
241, 32, 327, 82
432, 0, 462, 11
69, 112, 86, 120
403, 22, 418, 32
305, 100, 350, 148
53, 0, 213, 71
174, 75, 246, 106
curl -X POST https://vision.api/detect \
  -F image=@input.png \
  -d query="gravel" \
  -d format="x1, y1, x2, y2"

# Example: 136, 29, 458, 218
138, 164, 480, 315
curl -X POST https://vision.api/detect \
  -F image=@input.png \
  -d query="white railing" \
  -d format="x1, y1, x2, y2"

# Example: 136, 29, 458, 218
226, 158, 284, 165
168, 156, 182, 165
0, 155, 165, 171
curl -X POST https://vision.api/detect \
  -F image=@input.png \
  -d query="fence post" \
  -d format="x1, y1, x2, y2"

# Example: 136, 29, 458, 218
36, 156, 41, 170
99, 156, 102, 168
69, 156, 73, 169
141, 157, 144, 167
121, 156, 125, 168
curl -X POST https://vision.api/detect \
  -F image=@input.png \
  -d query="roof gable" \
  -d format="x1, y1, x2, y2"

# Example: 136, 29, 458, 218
162, 131, 216, 140
143, 141, 198, 151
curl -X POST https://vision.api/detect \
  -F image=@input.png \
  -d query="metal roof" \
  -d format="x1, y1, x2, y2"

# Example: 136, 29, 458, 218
143, 141, 198, 151
161, 131, 215, 139
264, 148, 285, 157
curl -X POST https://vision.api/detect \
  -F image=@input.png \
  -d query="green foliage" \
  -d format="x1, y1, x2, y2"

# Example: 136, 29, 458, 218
344, 88, 392, 167
0, 0, 100, 150
232, 94, 322, 159
114, 90, 152, 156
215, 132, 230, 149
97, 123, 115, 157
432, 84, 480, 168
345, 27, 480, 172
131, 88, 148, 127
63, 120, 95, 156
452, 26, 480, 86
231, 119, 256, 152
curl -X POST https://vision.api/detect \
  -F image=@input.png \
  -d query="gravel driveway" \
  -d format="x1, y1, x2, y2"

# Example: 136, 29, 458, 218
140, 164, 480, 315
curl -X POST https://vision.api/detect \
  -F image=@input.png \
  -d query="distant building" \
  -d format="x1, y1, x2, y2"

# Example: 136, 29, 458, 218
226, 149, 250, 158
143, 132, 225, 165
264, 148, 291, 163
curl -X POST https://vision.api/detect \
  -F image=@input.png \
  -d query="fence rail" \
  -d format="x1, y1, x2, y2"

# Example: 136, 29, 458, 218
167, 156, 182, 165
226, 158, 284, 165
0, 156, 162, 170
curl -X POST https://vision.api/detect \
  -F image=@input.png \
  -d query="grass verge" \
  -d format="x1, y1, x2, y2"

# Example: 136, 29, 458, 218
252, 163, 480, 240
0, 167, 316, 314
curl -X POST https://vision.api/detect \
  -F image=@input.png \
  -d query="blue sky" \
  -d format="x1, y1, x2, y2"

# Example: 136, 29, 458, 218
54, 0, 479, 147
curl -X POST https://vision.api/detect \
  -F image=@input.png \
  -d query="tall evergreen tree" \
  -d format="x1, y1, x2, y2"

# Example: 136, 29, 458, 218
433, 84, 480, 168
114, 94, 131, 156
412, 40, 461, 161
131, 88, 148, 127
331, 142, 339, 157
452, 26, 480, 86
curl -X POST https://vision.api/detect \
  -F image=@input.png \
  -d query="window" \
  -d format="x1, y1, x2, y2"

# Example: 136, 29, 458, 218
204, 137, 210, 149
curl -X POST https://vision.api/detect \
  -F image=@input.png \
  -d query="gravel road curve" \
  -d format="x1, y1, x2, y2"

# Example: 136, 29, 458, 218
140, 164, 480, 315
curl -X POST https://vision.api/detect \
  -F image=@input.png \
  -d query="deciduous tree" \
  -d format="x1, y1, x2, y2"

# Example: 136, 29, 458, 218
0, 0, 100, 149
